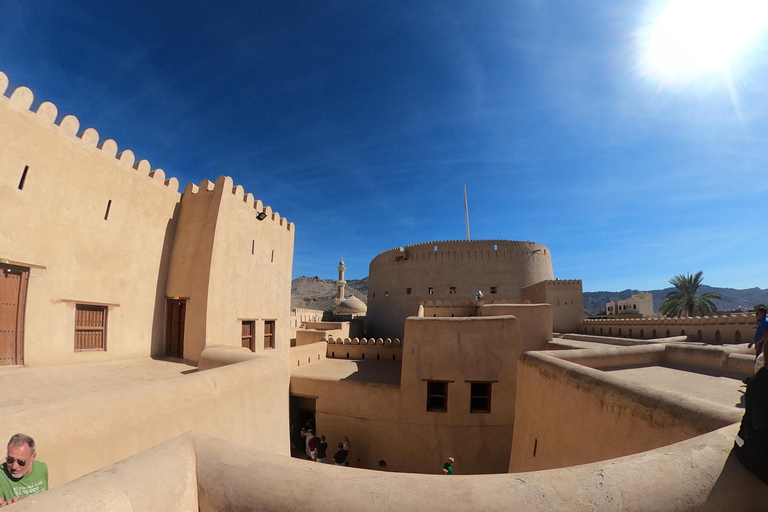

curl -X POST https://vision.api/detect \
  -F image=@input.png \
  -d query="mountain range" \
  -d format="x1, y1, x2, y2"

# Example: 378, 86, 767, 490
291, 277, 768, 316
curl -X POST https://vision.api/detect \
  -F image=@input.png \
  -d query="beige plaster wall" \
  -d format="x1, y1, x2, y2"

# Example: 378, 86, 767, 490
290, 341, 328, 369
0, 78, 181, 365
166, 176, 294, 362
583, 313, 756, 344
366, 240, 553, 338
325, 337, 403, 361
509, 348, 741, 472
521, 279, 584, 333
0, 357, 289, 488
10, 433, 199, 512
14, 426, 768, 512
290, 315, 525, 474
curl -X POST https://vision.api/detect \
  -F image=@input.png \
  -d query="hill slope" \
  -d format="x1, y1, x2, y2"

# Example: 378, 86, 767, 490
583, 286, 768, 316
291, 276, 368, 312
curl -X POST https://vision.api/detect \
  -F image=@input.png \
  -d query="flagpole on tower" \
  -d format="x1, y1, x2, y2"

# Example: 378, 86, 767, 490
464, 185, 470, 241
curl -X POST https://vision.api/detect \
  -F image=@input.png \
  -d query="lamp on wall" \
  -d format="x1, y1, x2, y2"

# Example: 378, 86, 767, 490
256, 212, 267, 221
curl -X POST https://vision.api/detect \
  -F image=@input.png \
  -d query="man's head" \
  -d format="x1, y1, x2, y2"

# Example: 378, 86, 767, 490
447, 456, 455, 466
320, 435, 326, 442
6, 434, 36, 480
757, 307, 767, 320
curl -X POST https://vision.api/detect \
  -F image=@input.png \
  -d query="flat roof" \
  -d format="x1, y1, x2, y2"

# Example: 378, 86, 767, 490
0, 358, 197, 416
605, 365, 744, 409
291, 358, 401, 387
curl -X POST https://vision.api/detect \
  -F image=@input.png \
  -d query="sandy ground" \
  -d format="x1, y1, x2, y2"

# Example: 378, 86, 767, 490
0, 358, 197, 416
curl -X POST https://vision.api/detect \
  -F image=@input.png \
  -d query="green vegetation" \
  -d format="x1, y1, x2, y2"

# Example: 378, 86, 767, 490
659, 271, 721, 317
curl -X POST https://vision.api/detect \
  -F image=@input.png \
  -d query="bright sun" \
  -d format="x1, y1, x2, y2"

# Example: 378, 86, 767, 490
640, 0, 768, 82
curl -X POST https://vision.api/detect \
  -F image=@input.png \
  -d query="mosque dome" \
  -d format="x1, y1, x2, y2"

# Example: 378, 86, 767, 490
335, 295, 367, 315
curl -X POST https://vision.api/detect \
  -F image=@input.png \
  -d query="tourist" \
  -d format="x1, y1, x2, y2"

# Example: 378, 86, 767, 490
332, 443, 348, 466
342, 435, 351, 466
308, 432, 321, 461
749, 307, 768, 373
0, 434, 48, 506
442, 456, 455, 475
300, 428, 315, 459
316, 435, 328, 463
734, 354, 768, 485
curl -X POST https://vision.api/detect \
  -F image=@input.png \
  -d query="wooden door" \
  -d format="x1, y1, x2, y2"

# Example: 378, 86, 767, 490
0, 265, 28, 365
166, 299, 186, 358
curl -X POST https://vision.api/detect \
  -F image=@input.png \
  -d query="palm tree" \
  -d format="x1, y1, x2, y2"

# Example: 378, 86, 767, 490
659, 271, 721, 317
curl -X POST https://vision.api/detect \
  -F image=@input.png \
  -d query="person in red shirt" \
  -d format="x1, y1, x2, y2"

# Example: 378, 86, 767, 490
308, 432, 321, 461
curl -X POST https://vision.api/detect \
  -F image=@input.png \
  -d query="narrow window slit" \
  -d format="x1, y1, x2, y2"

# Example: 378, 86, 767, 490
18, 166, 29, 190
104, 200, 112, 220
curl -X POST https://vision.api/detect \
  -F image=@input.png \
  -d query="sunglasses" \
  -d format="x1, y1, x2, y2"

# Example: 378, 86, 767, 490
6, 457, 27, 467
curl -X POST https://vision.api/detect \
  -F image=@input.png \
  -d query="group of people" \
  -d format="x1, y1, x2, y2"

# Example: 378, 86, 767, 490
735, 306, 768, 485
301, 428, 351, 466
0, 433, 47, 507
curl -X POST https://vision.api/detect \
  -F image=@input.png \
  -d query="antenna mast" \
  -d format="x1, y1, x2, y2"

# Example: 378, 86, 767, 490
464, 185, 470, 241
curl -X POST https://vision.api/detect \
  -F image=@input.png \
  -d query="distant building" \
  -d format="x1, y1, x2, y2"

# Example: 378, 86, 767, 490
606, 292, 654, 317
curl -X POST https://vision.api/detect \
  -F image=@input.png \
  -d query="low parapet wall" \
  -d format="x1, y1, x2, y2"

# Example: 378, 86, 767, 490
510, 343, 745, 473
0, 357, 289, 488
15, 429, 768, 511
583, 313, 756, 344
291, 341, 327, 368
325, 336, 403, 361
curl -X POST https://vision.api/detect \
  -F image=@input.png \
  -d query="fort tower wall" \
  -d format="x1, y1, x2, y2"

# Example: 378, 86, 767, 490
367, 240, 553, 338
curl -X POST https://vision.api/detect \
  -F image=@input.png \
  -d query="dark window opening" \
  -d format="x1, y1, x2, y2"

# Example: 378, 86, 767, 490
426, 381, 448, 412
406, 288, 411, 294
470, 382, 492, 413
104, 199, 112, 220
449, 287, 456, 294
490, 287, 497, 294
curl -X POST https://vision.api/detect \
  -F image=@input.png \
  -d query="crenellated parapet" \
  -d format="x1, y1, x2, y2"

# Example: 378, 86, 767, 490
324, 336, 403, 361
326, 336, 401, 347
1, 70, 291, 229
523, 279, 582, 288
0, 71, 179, 192
181, 175, 293, 231
369, 239, 551, 271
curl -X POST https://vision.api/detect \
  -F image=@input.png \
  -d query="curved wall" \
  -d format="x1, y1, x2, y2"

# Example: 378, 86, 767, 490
366, 240, 553, 338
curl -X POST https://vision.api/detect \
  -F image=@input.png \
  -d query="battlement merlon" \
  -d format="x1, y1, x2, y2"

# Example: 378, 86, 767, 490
2, 71, 291, 228
1, 73, 181, 192
522, 279, 583, 289
370, 240, 552, 266
181, 176, 293, 231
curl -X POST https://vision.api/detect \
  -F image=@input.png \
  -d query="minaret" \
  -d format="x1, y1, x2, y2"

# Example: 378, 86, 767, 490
335, 258, 346, 305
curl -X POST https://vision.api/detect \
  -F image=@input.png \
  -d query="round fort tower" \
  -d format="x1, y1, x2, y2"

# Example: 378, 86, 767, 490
366, 239, 553, 339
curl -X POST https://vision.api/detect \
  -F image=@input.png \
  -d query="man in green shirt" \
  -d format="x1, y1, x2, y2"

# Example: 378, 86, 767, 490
0, 433, 48, 506
442, 456, 455, 475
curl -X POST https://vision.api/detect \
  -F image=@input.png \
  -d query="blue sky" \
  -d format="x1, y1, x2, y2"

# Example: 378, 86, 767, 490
2, 0, 767, 291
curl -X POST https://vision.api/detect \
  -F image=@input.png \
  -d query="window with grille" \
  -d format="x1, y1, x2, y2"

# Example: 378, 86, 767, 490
242, 321, 255, 351
426, 381, 448, 412
75, 305, 107, 351
470, 382, 492, 413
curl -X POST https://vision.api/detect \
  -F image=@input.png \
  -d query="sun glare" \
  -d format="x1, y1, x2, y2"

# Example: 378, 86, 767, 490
639, 0, 768, 83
